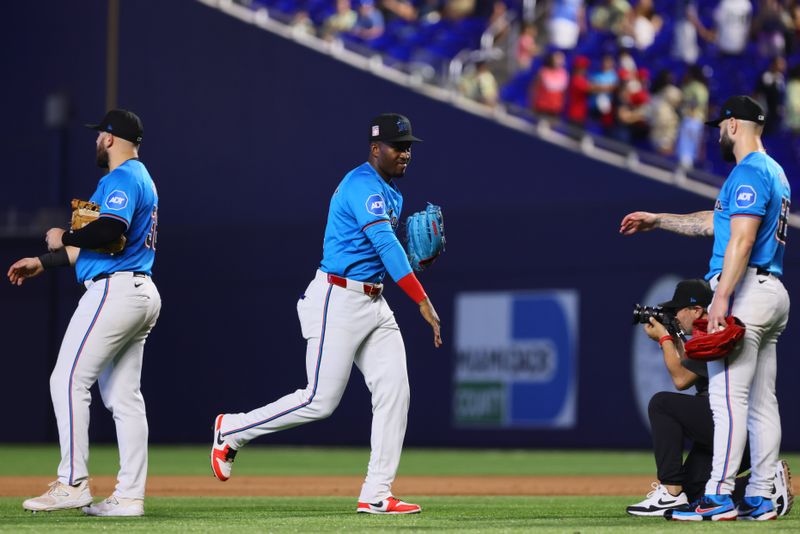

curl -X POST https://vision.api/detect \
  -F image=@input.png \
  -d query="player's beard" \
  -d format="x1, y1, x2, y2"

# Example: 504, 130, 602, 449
96, 144, 109, 169
720, 130, 736, 162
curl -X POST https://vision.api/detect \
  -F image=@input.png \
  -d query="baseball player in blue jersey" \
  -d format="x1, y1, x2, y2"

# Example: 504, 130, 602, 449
7, 110, 161, 517
211, 113, 441, 514
621, 95, 791, 521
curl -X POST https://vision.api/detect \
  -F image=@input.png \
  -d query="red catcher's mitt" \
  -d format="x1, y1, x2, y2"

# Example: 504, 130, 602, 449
685, 316, 746, 361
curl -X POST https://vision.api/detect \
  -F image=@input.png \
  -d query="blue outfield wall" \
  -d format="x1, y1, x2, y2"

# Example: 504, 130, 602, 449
1, 0, 799, 449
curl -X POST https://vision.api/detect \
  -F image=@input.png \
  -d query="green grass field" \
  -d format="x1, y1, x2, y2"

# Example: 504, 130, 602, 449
1, 446, 797, 533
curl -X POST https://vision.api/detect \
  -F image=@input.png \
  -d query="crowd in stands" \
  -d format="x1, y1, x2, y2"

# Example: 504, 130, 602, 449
238, 0, 800, 183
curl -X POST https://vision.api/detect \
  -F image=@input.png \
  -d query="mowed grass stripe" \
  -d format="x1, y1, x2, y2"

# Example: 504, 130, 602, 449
1, 496, 798, 533
2, 446, 660, 476
2, 445, 799, 477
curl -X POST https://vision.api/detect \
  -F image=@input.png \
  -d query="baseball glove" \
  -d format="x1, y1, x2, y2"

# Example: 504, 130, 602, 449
405, 203, 445, 272
71, 199, 126, 255
685, 316, 746, 361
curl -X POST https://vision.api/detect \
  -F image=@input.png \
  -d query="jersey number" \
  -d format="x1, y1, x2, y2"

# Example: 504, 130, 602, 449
145, 206, 158, 250
776, 197, 790, 245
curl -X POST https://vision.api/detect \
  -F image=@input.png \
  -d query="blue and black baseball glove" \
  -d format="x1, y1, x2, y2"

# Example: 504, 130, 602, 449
405, 203, 445, 272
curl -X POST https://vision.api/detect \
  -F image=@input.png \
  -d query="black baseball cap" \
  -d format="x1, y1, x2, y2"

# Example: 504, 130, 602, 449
369, 113, 423, 143
85, 109, 143, 144
659, 279, 714, 310
704, 95, 766, 127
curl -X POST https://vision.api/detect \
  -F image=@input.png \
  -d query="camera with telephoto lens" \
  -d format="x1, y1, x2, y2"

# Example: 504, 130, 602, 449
632, 304, 685, 340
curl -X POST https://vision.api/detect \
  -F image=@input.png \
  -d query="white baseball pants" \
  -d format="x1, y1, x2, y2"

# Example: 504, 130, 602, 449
51, 272, 161, 499
222, 270, 410, 503
705, 267, 789, 497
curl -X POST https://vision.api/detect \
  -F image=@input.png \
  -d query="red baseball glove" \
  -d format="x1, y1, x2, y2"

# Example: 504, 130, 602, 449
685, 316, 746, 361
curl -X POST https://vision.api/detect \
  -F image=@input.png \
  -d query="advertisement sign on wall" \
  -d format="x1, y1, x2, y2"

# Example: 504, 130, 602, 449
453, 291, 579, 428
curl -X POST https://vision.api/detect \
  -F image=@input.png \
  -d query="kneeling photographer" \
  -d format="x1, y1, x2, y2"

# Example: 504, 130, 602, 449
627, 279, 792, 518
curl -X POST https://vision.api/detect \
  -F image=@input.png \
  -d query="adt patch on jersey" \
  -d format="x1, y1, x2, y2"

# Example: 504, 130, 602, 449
734, 185, 757, 208
366, 194, 386, 216
105, 190, 129, 210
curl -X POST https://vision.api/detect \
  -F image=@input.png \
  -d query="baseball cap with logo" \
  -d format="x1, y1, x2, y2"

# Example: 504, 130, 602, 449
659, 279, 714, 310
85, 109, 144, 144
704, 95, 766, 127
369, 113, 423, 143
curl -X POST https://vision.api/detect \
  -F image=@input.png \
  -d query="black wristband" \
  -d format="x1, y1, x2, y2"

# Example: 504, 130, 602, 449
38, 248, 70, 270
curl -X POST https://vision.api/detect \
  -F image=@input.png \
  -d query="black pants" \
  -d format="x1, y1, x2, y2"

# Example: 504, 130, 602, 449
648, 391, 750, 502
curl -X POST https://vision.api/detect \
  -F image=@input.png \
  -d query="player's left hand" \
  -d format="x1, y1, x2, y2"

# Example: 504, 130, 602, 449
45, 228, 66, 251
644, 317, 669, 340
707, 297, 729, 334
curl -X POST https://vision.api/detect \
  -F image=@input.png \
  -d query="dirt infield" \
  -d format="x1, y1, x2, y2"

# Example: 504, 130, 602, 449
0, 475, 699, 497
5, 475, 796, 497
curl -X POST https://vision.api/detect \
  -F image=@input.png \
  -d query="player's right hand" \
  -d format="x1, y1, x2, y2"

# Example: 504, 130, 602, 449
644, 317, 668, 341
419, 298, 442, 348
7, 257, 44, 286
620, 211, 658, 235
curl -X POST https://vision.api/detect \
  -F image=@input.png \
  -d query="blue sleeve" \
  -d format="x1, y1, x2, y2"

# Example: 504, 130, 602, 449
727, 164, 769, 218
364, 222, 413, 282
345, 176, 391, 231
97, 166, 139, 228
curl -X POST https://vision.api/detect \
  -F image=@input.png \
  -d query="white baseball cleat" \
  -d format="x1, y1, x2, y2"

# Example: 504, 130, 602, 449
82, 495, 144, 517
626, 482, 689, 516
211, 413, 238, 481
773, 459, 794, 517
22, 480, 93, 512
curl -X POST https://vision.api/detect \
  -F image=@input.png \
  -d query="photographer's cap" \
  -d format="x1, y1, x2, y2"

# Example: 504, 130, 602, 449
659, 279, 714, 310
85, 109, 143, 144
705, 95, 766, 127
369, 113, 423, 143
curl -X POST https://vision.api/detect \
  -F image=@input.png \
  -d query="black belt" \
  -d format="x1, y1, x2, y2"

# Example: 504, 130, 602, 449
754, 267, 773, 277
92, 271, 147, 282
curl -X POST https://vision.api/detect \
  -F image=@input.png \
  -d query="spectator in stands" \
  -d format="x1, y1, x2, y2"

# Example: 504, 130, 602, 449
621, 0, 663, 50
672, 0, 701, 63
785, 63, 800, 135
382, 0, 419, 23
515, 22, 540, 71
693, 0, 752, 56
648, 70, 682, 156
290, 10, 316, 37
458, 61, 500, 107
590, 0, 631, 36
676, 65, 709, 168
589, 53, 619, 131
350, 0, 385, 40
755, 55, 787, 134
322, 0, 358, 40
443, 0, 475, 20
617, 50, 638, 82
547, 0, 586, 50
612, 69, 650, 148
751, 0, 794, 58
567, 55, 592, 125
489, 1, 514, 42
530, 50, 569, 118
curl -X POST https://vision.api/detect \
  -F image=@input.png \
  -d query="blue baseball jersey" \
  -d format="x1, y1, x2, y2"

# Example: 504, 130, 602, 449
320, 162, 413, 283
706, 151, 791, 279
75, 159, 159, 283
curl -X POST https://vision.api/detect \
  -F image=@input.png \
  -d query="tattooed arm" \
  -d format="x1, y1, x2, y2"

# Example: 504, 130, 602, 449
619, 211, 714, 237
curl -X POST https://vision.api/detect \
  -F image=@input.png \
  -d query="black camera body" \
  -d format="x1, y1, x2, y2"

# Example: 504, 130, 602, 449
632, 304, 674, 326
632, 304, 686, 341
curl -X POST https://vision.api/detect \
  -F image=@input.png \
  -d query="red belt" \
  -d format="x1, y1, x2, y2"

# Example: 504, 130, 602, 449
327, 274, 383, 297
